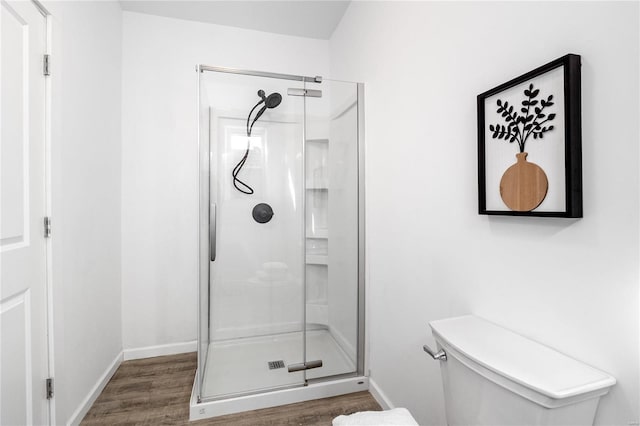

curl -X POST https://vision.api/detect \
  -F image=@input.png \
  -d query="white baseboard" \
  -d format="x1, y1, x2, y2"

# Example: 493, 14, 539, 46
67, 350, 123, 426
123, 340, 197, 361
369, 378, 393, 410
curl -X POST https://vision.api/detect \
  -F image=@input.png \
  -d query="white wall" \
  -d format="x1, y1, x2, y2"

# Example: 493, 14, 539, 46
330, 2, 639, 425
121, 12, 330, 351
46, 1, 123, 424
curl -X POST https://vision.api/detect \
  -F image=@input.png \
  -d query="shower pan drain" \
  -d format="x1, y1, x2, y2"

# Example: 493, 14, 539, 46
268, 360, 285, 370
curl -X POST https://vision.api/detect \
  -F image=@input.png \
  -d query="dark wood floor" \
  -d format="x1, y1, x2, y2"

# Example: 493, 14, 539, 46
81, 352, 381, 425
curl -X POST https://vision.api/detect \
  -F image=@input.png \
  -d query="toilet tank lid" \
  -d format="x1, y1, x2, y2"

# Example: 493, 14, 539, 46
429, 315, 616, 400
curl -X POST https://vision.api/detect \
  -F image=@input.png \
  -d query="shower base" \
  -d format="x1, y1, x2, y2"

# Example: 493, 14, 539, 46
190, 329, 368, 420
202, 329, 355, 397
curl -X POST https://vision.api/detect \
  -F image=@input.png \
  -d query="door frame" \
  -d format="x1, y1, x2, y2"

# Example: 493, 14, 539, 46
30, 0, 55, 422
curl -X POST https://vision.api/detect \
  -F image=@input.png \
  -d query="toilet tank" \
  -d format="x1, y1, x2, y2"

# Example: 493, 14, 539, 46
429, 316, 615, 426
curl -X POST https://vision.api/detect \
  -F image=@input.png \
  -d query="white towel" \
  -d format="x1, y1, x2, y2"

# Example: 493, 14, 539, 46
332, 408, 419, 426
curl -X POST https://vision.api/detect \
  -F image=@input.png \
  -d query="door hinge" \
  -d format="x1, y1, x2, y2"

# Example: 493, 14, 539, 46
43, 54, 50, 76
44, 217, 51, 238
287, 88, 322, 98
46, 378, 54, 399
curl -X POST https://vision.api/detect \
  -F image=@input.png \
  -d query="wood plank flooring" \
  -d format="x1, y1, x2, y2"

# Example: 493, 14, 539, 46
81, 352, 382, 425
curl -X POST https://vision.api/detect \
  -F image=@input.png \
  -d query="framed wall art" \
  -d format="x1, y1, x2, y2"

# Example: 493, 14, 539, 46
477, 54, 582, 217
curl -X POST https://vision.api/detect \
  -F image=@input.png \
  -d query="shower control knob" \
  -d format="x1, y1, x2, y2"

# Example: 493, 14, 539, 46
252, 203, 274, 224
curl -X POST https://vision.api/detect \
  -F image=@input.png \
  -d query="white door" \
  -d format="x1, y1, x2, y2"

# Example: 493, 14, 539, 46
1, 0, 50, 425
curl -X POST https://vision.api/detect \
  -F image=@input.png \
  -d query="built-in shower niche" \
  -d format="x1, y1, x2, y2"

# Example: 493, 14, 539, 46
305, 138, 329, 327
305, 139, 329, 234
305, 190, 328, 234
306, 238, 328, 255
306, 139, 329, 189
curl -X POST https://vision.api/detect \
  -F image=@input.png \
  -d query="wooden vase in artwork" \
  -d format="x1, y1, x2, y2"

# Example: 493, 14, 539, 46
499, 152, 548, 211
489, 83, 556, 212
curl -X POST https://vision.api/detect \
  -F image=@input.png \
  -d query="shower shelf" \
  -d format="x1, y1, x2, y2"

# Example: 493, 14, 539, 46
306, 255, 328, 265
306, 186, 329, 190
306, 229, 328, 239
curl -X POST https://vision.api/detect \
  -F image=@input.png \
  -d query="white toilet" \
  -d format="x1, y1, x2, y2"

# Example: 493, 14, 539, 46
425, 315, 616, 426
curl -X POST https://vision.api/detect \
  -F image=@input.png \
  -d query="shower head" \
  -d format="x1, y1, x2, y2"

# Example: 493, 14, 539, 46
265, 92, 282, 109
257, 90, 282, 109
252, 90, 282, 124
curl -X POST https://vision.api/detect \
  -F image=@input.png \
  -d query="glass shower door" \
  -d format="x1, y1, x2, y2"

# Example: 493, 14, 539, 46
304, 80, 362, 381
199, 70, 307, 400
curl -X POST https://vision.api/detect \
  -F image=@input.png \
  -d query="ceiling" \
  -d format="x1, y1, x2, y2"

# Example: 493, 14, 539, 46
119, 1, 351, 40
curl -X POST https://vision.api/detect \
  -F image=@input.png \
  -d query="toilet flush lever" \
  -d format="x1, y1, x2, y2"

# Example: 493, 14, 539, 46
423, 344, 447, 361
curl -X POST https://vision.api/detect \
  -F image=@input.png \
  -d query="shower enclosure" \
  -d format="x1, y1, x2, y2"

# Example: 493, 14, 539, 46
192, 65, 365, 419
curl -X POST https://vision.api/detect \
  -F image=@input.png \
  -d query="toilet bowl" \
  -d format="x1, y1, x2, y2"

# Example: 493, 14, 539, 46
425, 315, 616, 426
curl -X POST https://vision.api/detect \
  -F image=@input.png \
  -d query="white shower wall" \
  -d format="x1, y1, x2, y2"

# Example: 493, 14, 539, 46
209, 113, 304, 340
121, 11, 330, 352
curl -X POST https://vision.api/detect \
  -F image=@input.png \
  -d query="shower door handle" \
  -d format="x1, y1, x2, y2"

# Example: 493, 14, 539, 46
210, 203, 216, 262
287, 360, 323, 372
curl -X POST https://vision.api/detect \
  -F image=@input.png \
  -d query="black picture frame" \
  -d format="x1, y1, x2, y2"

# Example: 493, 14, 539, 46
477, 54, 582, 218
